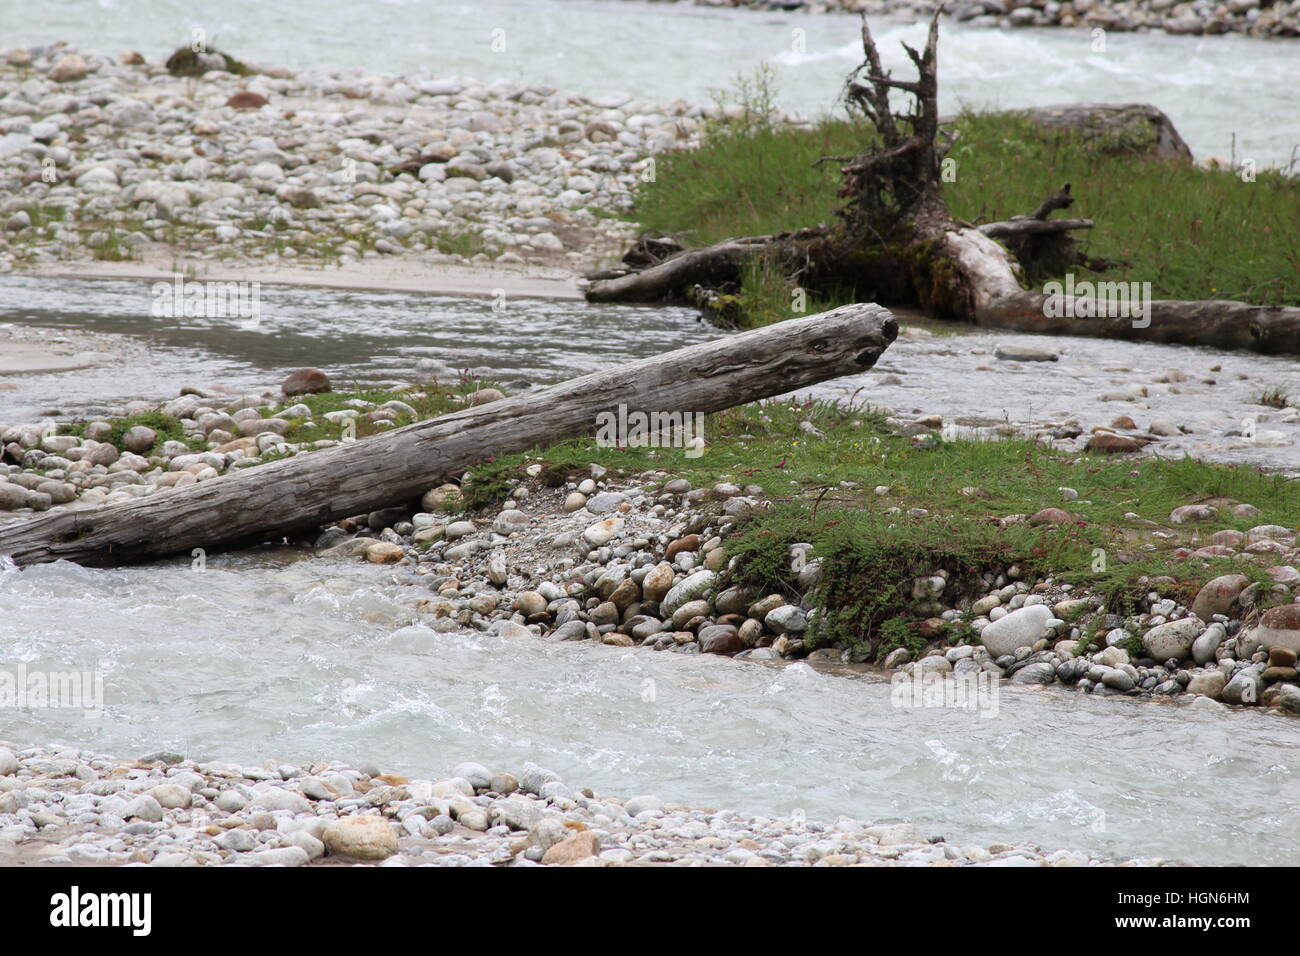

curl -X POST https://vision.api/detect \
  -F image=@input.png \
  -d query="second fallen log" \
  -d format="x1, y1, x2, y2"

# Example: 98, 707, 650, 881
0, 303, 898, 569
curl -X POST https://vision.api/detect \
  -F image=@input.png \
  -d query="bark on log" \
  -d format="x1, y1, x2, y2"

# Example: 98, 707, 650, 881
0, 304, 898, 568
586, 228, 826, 303
585, 236, 767, 303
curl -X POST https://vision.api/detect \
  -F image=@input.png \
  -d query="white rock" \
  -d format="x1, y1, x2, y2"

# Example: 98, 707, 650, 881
980, 604, 1055, 658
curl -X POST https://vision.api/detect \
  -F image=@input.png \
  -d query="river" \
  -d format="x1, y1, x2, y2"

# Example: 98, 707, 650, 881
5, 0, 1300, 166
3, 550, 1296, 866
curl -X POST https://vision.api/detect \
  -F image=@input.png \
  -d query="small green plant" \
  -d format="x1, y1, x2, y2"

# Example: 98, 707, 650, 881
89, 230, 134, 261
460, 458, 519, 511
435, 225, 494, 258
1256, 387, 1292, 409
875, 617, 926, 663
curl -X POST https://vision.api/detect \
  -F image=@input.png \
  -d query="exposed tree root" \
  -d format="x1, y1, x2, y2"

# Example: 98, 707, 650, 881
584, 11, 1300, 355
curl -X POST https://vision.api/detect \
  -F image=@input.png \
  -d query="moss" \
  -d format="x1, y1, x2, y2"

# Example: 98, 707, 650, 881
165, 46, 254, 78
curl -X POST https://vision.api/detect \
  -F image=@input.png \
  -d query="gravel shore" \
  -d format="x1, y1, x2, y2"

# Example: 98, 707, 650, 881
0, 42, 704, 276
0, 743, 1168, 866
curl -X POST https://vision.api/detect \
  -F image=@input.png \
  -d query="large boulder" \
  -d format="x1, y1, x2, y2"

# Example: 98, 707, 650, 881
980, 604, 1055, 658
1249, 604, 1300, 655
1005, 103, 1193, 161
1142, 618, 1204, 661
1191, 574, 1249, 621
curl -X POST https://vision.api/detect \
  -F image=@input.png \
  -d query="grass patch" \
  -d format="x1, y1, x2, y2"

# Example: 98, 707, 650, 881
1255, 386, 1293, 409
435, 225, 495, 258
59, 411, 198, 457
633, 71, 1300, 309
727, 501, 1079, 658
458, 396, 1300, 659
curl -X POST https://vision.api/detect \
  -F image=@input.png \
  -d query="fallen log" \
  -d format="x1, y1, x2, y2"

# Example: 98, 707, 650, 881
938, 228, 1300, 352
0, 304, 897, 568
586, 227, 826, 304
976, 218, 1093, 239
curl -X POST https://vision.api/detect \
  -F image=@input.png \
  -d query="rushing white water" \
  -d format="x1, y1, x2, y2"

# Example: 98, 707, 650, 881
1, 552, 1295, 866
6, 0, 1300, 166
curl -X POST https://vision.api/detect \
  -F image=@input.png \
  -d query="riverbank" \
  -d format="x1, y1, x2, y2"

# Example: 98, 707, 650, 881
0, 743, 1164, 866
5, 377, 1300, 717
0, 42, 684, 277
649, 0, 1300, 39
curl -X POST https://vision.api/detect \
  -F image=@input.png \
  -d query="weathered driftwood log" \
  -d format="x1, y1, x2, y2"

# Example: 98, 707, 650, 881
0, 304, 897, 568
977, 219, 1093, 239
586, 228, 826, 303
937, 229, 1300, 352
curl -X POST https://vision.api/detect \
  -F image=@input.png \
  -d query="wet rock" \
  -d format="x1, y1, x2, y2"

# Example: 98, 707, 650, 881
365, 541, 405, 564
699, 624, 742, 655
1221, 670, 1264, 706
282, 368, 331, 396
1011, 661, 1057, 684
